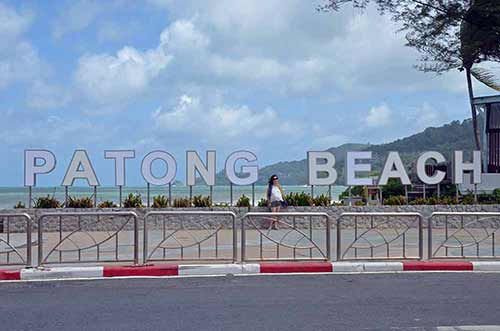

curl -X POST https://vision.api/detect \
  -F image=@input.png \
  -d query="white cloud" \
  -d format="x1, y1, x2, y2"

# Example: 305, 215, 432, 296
160, 19, 210, 51
365, 104, 392, 128
75, 44, 172, 104
74, 2, 474, 112
152, 94, 298, 141
75, 18, 212, 106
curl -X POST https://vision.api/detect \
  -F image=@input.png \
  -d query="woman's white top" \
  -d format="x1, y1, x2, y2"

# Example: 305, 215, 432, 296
270, 186, 283, 202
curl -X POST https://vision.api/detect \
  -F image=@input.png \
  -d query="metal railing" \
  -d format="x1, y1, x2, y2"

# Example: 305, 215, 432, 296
0, 213, 33, 267
3, 210, 500, 267
241, 212, 331, 262
337, 212, 424, 261
143, 211, 237, 263
429, 212, 500, 260
37, 211, 139, 266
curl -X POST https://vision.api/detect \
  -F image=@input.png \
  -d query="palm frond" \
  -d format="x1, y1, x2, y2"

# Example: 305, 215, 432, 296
471, 66, 500, 92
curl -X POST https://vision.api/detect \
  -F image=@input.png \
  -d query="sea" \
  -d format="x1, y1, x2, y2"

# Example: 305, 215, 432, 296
0, 185, 346, 208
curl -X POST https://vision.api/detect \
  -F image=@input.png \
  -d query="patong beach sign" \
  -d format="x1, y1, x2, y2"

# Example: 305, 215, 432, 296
24, 149, 483, 189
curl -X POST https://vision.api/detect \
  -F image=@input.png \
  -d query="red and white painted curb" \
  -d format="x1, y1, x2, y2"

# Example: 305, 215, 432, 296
1, 261, 500, 281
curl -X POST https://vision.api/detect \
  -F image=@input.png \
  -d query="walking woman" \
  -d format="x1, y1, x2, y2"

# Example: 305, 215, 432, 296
266, 175, 286, 229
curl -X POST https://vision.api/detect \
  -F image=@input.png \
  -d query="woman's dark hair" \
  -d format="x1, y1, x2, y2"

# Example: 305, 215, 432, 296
268, 175, 278, 185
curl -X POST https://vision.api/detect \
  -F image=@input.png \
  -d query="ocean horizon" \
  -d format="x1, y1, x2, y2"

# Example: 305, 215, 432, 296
0, 185, 346, 208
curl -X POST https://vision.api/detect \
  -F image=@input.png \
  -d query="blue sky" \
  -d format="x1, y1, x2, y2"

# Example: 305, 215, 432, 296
0, 0, 496, 186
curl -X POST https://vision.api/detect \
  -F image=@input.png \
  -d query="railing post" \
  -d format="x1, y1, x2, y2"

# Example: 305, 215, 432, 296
326, 215, 331, 261
336, 215, 341, 261
232, 214, 237, 263
143, 213, 148, 265
133, 214, 139, 265
428, 214, 433, 260
418, 213, 423, 260
37, 215, 43, 267
241, 215, 246, 262
26, 215, 32, 267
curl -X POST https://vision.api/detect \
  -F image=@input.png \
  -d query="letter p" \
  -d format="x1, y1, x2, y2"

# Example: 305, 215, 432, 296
24, 150, 56, 186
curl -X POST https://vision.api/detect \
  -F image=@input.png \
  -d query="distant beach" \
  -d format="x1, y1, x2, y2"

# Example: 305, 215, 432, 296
0, 185, 346, 208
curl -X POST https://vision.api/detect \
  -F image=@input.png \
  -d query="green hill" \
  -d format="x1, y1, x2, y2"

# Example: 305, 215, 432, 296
214, 119, 475, 185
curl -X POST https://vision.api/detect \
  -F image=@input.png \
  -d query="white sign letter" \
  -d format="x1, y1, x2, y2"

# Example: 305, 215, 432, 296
225, 151, 258, 185
24, 150, 56, 186
417, 151, 446, 185
141, 151, 177, 186
62, 150, 100, 186
453, 150, 482, 184
307, 151, 338, 186
186, 151, 216, 186
378, 152, 411, 185
104, 150, 135, 186
346, 151, 373, 186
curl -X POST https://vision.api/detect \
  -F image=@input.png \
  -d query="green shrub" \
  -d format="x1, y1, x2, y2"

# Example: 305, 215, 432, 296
381, 178, 405, 199
173, 197, 191, 208
236, 195, 251, 207
98, 200, 117, 208
152, 195, 169, 208
440, 196, 456, 205
257, 198, 268, 207
123, 193, 143, 208
477, 192, 496, 204
461, 194, 475, 205
65, 196, 94, 208
354, 200, 365, 206
427, 197, 442, 205
409, 198, 428, 205
408, 197, 456, 205
13, 201, 26, 209
284, 192, 313, 206
384, 196, 407, 206
192, 195, 211, 207
493, 188, 500, 203
34, 195, 61, 209
312, 194, 331, 206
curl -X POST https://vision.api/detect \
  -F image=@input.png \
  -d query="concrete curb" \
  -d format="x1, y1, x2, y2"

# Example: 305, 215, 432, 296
2, 261, 500, 281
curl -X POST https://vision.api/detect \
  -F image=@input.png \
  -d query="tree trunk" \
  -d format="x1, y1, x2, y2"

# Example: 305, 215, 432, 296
466, 66, 482, 151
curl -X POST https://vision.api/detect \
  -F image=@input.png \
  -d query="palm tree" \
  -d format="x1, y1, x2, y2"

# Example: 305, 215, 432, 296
460, 0, 500, 150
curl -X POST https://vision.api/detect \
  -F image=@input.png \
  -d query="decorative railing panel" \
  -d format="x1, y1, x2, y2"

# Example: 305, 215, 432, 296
143, 211, 237, 263
37, 211, 138, 266
337, 212, 423, 261
429, 212, 500, 259
241, 212, 331, 262
0, 213, 33, 267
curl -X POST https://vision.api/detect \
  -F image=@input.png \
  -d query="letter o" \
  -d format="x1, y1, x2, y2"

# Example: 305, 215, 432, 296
141, 151, 177, 185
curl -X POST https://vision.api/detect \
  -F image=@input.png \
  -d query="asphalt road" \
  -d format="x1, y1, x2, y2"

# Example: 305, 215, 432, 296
1, 273, 499, 331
